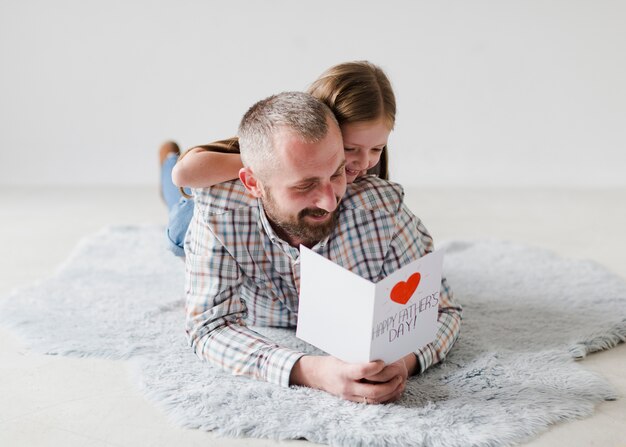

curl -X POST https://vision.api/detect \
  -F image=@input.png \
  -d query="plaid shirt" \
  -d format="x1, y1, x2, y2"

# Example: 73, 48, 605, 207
185, 176, 462, 387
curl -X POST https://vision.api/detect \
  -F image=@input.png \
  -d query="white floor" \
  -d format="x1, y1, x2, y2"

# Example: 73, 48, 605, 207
0, 186, 624, 447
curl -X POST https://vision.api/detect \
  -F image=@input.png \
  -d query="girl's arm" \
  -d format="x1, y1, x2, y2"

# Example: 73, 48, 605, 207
172, 147, 244, 188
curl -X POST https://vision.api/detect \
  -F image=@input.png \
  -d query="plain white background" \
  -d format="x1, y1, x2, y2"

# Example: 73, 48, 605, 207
1, 0, 625, 187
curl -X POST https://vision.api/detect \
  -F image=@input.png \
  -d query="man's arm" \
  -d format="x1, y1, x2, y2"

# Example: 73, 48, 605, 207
382, 203, 463, 374
184, 208, 304, 387
414, 276, 461, 373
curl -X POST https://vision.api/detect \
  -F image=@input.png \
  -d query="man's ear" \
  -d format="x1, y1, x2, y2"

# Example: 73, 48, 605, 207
239, 167, 263, 198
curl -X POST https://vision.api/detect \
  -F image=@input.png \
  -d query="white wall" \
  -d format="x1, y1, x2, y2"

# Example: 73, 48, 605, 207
1, 0, 625, 187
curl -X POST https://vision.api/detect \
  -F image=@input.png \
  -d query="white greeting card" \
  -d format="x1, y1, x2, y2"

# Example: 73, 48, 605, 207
296, 247, 444, 364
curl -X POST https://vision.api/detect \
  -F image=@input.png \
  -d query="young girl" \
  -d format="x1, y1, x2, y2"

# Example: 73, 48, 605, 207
160, 61, 396, 256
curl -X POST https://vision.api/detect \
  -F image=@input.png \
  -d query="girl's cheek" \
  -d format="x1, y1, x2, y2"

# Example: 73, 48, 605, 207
343, 153, 358, 166
369, 153, 382, 169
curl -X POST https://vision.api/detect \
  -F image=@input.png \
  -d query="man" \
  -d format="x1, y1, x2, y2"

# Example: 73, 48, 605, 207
185, 92, 461, 404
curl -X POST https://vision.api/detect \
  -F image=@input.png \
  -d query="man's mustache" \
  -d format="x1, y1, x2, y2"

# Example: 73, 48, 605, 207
298, 196, 341, 219
298, 196, 342, 219
299, 208, 330, 219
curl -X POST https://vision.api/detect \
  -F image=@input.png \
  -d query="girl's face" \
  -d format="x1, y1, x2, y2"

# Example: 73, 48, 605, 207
340, 118, 391, 183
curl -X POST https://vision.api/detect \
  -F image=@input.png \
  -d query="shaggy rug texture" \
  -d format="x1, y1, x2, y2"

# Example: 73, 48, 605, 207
1, 225, 624, 447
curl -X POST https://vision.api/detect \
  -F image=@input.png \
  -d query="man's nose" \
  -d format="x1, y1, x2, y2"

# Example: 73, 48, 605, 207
315, 183, 338, 212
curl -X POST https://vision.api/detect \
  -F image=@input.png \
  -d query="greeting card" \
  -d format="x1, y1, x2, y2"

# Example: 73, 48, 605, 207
296, 247, 444, 364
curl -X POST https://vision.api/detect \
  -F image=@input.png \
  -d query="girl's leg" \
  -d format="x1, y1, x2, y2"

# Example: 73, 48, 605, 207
166, 197, 194, 257
161, 151, 182, 211
159, 141, 194, 257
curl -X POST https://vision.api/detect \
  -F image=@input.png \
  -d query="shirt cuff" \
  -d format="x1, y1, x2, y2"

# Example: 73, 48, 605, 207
264, 347, 306, 388
414, 344, 437, 374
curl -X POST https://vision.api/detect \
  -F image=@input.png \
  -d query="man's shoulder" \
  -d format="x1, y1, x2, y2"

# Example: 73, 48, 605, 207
341, 176, 404, 215
193, 180, 257, 215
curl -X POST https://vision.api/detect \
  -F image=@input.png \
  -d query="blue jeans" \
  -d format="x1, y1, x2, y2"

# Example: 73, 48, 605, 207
161, 154, 194, 257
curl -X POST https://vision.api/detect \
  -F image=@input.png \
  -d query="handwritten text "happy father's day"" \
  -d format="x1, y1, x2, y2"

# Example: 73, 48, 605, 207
371, 292, 439, 342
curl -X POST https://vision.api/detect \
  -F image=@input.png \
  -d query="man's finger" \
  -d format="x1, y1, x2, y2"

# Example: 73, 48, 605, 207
350, 374, 403, 401
364, 358, 408, 383
376, 379, 406, 404
364, 365, 404, 383
350, 378, 405, 405
344, 360, 385, 379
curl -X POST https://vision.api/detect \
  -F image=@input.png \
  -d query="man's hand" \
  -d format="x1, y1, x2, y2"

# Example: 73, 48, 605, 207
363, 358, 408, 383
290, 355, 409, 404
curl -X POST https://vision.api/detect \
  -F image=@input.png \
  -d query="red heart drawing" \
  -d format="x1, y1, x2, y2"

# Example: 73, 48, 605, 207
390, 273, 421, 305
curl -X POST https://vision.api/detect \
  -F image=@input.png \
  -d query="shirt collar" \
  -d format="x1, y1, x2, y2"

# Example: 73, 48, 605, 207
257, 200, 330, 257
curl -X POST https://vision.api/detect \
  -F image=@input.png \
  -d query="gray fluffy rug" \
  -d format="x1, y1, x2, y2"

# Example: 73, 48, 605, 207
1, 225, 624, 447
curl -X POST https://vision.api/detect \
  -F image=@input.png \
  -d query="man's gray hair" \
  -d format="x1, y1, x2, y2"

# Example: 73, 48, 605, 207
238, 91, 338, 179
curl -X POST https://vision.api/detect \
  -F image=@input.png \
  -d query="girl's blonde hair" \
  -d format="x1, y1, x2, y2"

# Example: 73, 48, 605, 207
178, 60, 395, 197
307, 61, 396, 180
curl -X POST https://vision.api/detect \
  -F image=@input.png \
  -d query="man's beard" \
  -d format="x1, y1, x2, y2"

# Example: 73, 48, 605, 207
262, 188, 340, 247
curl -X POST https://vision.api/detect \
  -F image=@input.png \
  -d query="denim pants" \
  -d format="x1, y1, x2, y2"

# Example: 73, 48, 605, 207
161, 154, 194, 257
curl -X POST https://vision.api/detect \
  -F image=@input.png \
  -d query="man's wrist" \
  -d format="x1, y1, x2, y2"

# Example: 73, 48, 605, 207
404, 352, 420, 376
290, 355, 317, 387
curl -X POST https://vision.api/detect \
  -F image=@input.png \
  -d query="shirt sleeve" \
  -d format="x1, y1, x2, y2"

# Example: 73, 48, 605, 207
184, 208, 304, 387
383, 203, 463, 374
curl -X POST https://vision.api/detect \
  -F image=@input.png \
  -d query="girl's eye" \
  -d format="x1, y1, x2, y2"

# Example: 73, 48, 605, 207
372, 147, 384, 153
344, 147, 355, 152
